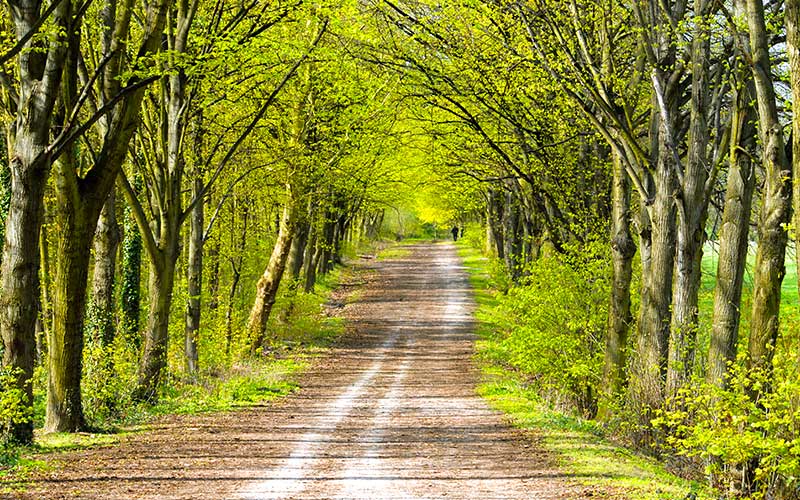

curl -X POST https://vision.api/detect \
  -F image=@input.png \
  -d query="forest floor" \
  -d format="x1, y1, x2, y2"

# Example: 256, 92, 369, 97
2, 243, 604, 499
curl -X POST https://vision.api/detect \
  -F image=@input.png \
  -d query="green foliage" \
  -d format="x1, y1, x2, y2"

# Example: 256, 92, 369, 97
0, 368, 31, 465
119, 195, 143, 345
460, 221, 485, 252
477, 372, 711, 500
82, 340, 138, 424
0, 369, 31, 436
149, 359, 305, 416
484, 242, 608, 417
654, 352, 800, 499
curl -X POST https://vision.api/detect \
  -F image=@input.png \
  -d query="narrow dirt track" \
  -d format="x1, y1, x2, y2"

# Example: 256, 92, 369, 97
7, 243, 591, 499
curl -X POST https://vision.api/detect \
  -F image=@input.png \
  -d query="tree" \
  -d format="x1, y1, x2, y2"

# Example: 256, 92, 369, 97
1, 0, 72, 443
744, 0, 792, 393
126, 5, 326, 398
45, 0, 171, 433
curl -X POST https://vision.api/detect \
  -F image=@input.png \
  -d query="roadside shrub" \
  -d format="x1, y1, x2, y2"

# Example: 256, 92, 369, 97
82, 339, 139, 425
0, 367, 32, 465
486, 242, 608, 417
461, 221, 485, 251
655, 352, 800, 499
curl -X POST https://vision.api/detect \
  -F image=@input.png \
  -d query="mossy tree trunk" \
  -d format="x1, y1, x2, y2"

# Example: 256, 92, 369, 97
745, 0, 792, 388
667, 0, 715, 399
599, 151, 635, 419
0, 0, 71, 444
185, 178, 203, 375
707, 21, 757, 388
89, 190, 120, 347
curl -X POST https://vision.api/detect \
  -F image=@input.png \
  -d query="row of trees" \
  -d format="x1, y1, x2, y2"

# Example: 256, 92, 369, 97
363, 0, 800, 496
1, 1, 405, 446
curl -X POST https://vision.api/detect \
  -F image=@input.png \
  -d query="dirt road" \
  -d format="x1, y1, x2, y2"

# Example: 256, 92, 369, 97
8, 243, 587, 499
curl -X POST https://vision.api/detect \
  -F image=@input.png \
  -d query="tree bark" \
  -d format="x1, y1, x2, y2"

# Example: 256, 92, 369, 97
249, 195, 297, 353
304, 220, 320, 292
1, 0, 71, 444
207, 238, 220, 311
0, 142, 11, 265
120, 187, 143, 346
1, 164, 49, 442
707, 37, 757, 388
38, 223, 52, 359
667, 0, 713, 398
599, 150, 635, 419
46, 179, 100, 433
630, 105, 676, 420
90, 189, 120, 346
787, 0, 800, 331
135, 248, 179, 401
745, 0, 792, 387
185, 178, 203, 374
320, 212, 336, 275
288, 219, 311, 282
46, 0, 170, 431
225, 202, 249, 354
502, 190, 522, 278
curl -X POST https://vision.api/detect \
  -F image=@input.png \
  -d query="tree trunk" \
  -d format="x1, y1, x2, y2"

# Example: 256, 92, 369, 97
185, 178, 203, 374
629, 99, 676, 425
636, 181, 653, 280
1, 165, 49, 443
288, 220, 310, 282
0, 145, 11, 265
225, 201, 249, 354
207, 238, 220, 311
745, 0, 792, 387
488, 189, 505, 259
120, 192, 143, 347
332, 217, 347, 267
304, 221, 320, 292
46, 181, 103, 432
502, 191, 521, 277
707, 46, 757, 388
667, 2, 713, 398
225, 266, 242, 355
599, 150, 635, 419
318, 214, 335, 275
787, 0, 800, 328
249, 198, 297, 353
0, 0, 71, 444
38, 224, 52, 360
135, 249, 179, 401
90, 190, 120, 346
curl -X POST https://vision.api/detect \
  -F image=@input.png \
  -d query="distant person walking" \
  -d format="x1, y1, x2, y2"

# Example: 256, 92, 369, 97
451, 226, 459, 241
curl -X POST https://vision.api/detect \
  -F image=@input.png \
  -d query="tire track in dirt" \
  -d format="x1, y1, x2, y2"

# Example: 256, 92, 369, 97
235, 243, 588, 499
7, 243, 594, 500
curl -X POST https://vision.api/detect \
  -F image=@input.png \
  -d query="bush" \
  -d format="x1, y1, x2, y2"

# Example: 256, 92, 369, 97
82, 340, 138, 425
654, 353, 800, 499
484, 242, 608, 417
0, 367, 32, 465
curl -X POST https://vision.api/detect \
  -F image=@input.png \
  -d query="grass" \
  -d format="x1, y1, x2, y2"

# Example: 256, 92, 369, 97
376, 245, 413, 260
456, 242, 714, 500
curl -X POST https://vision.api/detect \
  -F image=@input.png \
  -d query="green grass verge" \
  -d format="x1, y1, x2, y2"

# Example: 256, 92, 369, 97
376, 246, 413, 260
456, 242, 713, 500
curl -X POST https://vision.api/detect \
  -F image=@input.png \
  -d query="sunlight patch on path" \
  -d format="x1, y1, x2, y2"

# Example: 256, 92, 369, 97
238, 335, 398, 500
333, 358, 412, 499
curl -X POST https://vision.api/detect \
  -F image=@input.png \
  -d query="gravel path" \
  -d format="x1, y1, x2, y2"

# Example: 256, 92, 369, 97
5, 243, 590, 499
